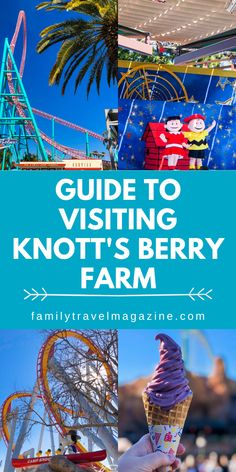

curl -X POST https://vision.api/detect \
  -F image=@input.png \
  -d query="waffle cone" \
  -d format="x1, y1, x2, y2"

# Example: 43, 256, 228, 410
142, 392, 192, 456
142, 392, 193, 428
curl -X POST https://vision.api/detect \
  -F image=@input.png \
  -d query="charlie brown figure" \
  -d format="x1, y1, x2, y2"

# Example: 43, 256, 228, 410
183, 114, 216, 170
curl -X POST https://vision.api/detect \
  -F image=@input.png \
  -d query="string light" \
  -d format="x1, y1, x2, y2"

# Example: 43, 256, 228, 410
119, 0, 236, 45
185, 21, 236, 43
151, 9, 236, 44
138, 0, 185, 29
155, 9, 221, 38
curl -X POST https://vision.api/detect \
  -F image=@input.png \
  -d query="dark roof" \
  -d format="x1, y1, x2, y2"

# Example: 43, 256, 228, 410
118, 24, 150, 38
180, 28, 236, 51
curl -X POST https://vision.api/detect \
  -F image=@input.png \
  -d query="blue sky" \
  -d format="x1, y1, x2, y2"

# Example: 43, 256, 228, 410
0, 331, 43, 400
0, 0, 117, 156
0, 329, 235, 467
119, 329, 236, 384
0, 330, 115, 469
0, 331, 48, 469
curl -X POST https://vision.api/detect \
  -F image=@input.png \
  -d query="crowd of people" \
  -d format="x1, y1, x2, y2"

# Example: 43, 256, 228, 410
119, 436, 236, 472
181, 452, 236, 472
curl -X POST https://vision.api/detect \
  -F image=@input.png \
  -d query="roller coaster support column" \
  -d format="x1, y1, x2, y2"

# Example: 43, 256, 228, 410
38, 410, 47, 452
52, 118, 55, 161
3, 409, 18, 472
181, 331, 189, 369
49, 357, 118, 461
12, 383, 39, 460
86, 132, 90, 157
0, 39, 49, 164
49, 424, 56, 455
0, 41, 8, 171
1, 150, 6, 171
0, 40, 6, 124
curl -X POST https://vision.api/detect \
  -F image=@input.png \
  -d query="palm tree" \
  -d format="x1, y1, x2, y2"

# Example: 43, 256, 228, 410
36, 0, 117, 96
0, 148, 13, 170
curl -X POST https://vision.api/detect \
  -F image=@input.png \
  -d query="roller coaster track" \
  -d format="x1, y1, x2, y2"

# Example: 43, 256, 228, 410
31, 108, 103, 142
0, 392, 43, 446
0, 392, 74, 447
36, 330, 113, 439
7, 11, 103, 160
0, 330, 114, 472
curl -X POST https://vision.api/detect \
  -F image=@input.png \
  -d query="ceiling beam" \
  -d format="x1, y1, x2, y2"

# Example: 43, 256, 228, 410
174, 35, 236, 64
118, 34, 153, 54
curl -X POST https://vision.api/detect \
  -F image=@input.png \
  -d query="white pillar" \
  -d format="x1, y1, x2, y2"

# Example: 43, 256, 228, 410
12, 384, 39, 459
3, 409, 18, 472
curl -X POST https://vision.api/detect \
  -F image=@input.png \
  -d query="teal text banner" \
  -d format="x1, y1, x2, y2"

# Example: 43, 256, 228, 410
0, 171, 235, 329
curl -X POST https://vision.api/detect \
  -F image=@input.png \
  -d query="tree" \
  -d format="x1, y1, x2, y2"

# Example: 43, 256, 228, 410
118, 47, 175, 65
21, 153, 38, 162
103, 132, 117, 170
0, 148, 13, 170
103, 109, 118, 170
21, 152, 53, 162
36, 0, 117, 96
3, 330, 118, 464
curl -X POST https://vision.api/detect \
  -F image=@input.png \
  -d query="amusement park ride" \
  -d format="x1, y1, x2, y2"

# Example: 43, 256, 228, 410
0, 12, 106, 170
181, 330, 215, 372
0, 330, 118, 472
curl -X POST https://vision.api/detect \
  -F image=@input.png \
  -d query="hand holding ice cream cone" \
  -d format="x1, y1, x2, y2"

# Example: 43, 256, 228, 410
143, 334, 193, 468
118, 434, 185, 472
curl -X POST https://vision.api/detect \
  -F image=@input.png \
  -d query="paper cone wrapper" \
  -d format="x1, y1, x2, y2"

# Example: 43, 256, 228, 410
142, 392, 193, 455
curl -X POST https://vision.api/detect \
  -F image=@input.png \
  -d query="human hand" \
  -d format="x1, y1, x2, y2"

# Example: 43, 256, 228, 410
118, 434, 185, 472
160, 133, 167, 143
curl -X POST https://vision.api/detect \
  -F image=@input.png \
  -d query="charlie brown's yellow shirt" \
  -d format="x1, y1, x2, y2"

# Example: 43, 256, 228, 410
183, 130, 209, 150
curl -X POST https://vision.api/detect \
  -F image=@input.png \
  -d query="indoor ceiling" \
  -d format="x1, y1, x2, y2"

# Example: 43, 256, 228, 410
118, 0, 236, 45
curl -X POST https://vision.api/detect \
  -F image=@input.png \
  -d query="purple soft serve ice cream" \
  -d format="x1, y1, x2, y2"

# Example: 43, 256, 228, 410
144, 333, 192, 410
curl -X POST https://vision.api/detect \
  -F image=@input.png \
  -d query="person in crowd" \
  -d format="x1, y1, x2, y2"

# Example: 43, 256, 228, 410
196, 455, 208, 472
229, 454, 236, 472
205, 452, 222, 472
183, 454, 197, 472
67, 429, 81, 453
219, 455, 229, 472
55, 448, 62, 455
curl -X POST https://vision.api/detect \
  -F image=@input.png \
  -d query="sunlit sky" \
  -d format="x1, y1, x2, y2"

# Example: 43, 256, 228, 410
0, 331, 47, 470
0, 330, 235, 468
119, 329, 236, 384
0, 330, 112, 470
0, 0, 117, 156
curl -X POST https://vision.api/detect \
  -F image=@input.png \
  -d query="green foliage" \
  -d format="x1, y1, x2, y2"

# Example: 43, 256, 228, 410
21, 152, 53, 162
118, 48, 175, 65
103, 130, 117, 169
37, 0, 117, 96
21, 153, 39, 162
0, 148, 13, 170
195, 53, 234, 69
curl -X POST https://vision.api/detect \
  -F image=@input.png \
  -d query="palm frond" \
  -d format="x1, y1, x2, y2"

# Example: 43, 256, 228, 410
87, 55, 105, 95
67, 0, 110, 17
49, 39, 81, 84
61, 46, 96, 93
37, 0, 69, 11
36, 0, 118, 96
37, 19, 90, 53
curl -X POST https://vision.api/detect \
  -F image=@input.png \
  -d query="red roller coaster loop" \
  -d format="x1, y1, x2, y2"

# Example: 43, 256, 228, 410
36, 330, 113, 434
0, 331, 114, 472
7, 11, 104, 160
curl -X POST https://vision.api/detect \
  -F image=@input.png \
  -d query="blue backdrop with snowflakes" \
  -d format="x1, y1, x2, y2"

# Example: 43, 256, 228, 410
118, 63, 236, 105
118, 99, 236, 170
